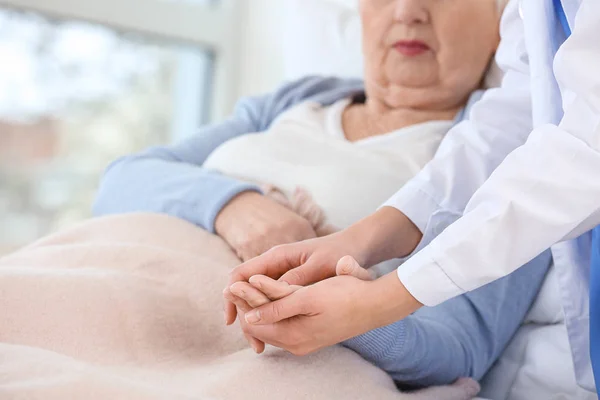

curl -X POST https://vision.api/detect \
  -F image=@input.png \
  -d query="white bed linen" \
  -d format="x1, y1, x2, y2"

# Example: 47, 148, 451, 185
480, 323, 595, 400
479, 265, 595, 400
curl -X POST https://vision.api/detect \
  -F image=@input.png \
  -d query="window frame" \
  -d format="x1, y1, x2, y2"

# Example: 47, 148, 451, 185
0, 0, 241, 122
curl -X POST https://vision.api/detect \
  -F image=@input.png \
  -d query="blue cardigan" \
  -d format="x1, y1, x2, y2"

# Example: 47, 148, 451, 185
93, 76, 475, 232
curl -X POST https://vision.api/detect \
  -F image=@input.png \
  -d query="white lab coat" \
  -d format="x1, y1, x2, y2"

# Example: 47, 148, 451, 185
384, 0, 599, 391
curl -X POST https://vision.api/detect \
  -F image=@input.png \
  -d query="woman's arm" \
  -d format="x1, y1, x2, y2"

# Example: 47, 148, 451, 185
92, 109, 263, 232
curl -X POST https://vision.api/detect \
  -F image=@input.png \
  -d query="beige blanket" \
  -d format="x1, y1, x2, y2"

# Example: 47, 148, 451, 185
0, 213, 479, 400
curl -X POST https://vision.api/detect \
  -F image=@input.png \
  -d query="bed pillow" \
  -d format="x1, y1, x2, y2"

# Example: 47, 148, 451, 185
283, 0, 363, 81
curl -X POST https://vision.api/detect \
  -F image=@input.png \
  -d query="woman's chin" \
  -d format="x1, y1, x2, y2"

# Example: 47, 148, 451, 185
376, 81, 438, 105
386, 72, 437, 89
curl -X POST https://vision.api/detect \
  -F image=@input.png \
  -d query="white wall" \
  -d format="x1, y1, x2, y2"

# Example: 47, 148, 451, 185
235, 0, 287, 99
234, 0, 359, 99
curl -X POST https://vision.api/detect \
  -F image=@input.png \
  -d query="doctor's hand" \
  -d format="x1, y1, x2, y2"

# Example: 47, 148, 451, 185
224, 256, 372, 353
238, 267, 422, 356
228, 256, 373, 311
224, 230, 366, 326
215, 191, 317, 262
223, 206, 423, 326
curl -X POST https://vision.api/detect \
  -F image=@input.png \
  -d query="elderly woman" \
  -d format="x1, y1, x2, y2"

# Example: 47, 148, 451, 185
94, 0, 548, 389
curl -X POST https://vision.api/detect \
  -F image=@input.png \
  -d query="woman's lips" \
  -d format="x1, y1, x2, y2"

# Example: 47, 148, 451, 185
393, 40, 430, 56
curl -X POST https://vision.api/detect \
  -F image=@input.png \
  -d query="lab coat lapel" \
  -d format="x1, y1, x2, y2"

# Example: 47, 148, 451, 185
562, 0, 582, 30
520, 0, 564, 126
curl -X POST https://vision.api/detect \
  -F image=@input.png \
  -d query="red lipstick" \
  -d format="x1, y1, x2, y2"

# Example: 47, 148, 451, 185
393, 40, 430, 56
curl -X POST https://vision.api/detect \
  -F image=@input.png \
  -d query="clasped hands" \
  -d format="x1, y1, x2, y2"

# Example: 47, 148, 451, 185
220, 202, 424, 356
222, 234, 421, 356
224, 250, 373, 355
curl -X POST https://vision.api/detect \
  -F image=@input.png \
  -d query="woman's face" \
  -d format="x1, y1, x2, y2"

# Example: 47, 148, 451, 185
360, 0, 500, 110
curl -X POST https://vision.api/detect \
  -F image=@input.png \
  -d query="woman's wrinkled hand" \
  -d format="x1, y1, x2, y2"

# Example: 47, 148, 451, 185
215, 192, 317, 262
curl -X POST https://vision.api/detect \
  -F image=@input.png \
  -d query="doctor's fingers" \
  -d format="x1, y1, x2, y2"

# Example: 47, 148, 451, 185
243, 319, 317, 356
278, 256, 335, 287
235, 306, 266, 354
243, 290, 310, 326
225, 289, 266, 353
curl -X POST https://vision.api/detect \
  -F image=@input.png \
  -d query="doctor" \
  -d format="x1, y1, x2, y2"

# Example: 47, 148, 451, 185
224, 0, 600, 393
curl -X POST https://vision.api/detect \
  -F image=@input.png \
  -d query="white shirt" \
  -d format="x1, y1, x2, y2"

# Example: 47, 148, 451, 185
384, 0, 599, 391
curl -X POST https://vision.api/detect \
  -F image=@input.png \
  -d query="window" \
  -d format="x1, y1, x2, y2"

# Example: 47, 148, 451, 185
0, 0, 239, 254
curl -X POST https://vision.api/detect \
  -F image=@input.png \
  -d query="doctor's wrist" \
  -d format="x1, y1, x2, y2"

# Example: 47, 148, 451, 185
344, 207, 422, 267
364, 270, 423, 328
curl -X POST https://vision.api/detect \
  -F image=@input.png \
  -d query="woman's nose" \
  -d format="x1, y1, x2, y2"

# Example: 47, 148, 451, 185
393, 0, 430, 24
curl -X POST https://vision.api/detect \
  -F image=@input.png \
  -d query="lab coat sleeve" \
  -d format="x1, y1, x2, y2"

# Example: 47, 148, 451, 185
390, 0, 600, 306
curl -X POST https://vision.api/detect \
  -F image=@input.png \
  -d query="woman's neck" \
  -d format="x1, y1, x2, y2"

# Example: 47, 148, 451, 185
342, 96, 462, 142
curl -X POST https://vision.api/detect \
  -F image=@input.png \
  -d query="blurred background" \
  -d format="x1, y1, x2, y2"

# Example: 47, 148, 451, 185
0, 0, 359, 254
